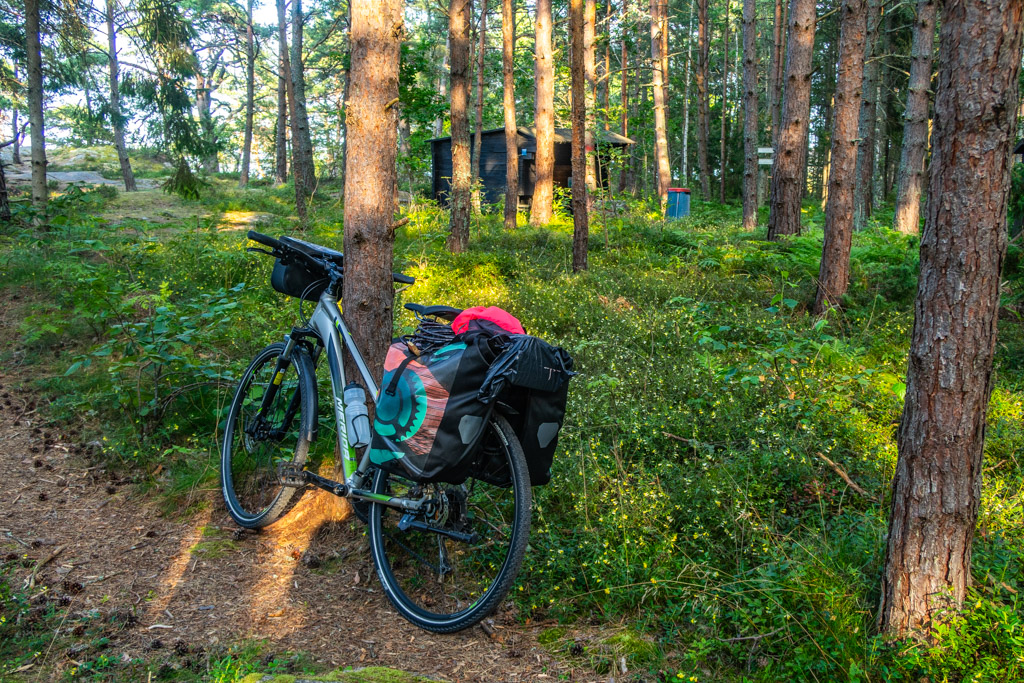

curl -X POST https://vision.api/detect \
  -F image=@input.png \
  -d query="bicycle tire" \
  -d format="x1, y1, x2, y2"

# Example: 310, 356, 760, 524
221, 342, 317, 528
368, 413, 532, 633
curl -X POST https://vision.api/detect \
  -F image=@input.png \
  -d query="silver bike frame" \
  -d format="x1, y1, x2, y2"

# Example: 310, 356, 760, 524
296, 291, 425, 512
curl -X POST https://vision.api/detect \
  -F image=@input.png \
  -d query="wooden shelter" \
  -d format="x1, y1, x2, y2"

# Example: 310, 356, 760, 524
430, 127, 633, 208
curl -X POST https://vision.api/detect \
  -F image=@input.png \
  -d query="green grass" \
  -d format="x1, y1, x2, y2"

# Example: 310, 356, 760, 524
1, 181, 1022, 681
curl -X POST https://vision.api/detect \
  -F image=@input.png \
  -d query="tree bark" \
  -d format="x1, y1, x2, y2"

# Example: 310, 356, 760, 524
767, 0, 815, 240
768, 0, 785, 147
620, 37, 628, 139
196, 67, 220, 174
681, 0, 694, 183
570, 0, 589, 272
741, 0, 758, 229
502, 0, 519, 229
879, 0, 1023, 636
25, 0, 47, 212
584, 0, 598, 201
892, 0, 937, 235
471, 0, 488, 214
278, 0, 307, 221
651, 0, 671, 209
448, 0, 472, 251
291, 0, 316, 192
343, 0, 403, 384
720, 0, 730, 204
105, 0, 136, 192
530, 0, 555, 225
813, 0, 866, 314
275, 48, 288, 184
696, 0, 711, 198
12, 105, 20, 166
853, 0, 880, 229
239, 0, 255, 188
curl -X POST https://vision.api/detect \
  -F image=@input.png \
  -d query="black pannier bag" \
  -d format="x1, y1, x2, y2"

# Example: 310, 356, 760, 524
475, 335, 575, 486
368, 332, 503, 483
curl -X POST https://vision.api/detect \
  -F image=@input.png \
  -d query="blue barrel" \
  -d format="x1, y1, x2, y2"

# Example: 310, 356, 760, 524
667, 188, 691, 219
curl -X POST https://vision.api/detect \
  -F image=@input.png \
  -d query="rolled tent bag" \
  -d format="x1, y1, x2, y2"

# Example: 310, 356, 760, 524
368, 332, 502, 483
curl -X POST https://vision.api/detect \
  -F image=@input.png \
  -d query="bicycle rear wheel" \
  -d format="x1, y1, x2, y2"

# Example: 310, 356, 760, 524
368, 414, 531, 632
221, 342, 317, 528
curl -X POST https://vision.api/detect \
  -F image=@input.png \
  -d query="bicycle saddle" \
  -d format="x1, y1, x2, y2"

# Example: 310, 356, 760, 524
404, 303, 463, 321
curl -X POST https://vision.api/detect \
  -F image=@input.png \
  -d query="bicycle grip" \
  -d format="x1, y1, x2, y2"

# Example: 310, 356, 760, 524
247, 230, 286, 252
393, 273, 416, 285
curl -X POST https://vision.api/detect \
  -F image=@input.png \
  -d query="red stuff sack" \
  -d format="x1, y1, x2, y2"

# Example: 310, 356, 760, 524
451, 306, 525, 336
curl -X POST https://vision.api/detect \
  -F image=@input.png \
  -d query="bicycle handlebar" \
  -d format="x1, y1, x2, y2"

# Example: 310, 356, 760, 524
247, 230, 415, 285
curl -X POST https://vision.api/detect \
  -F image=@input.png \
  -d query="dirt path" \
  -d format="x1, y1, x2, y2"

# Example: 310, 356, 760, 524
0, 314, 580, 682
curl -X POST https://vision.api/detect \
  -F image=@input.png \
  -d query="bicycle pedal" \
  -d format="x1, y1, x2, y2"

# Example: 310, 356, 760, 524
278, 464, 308, 488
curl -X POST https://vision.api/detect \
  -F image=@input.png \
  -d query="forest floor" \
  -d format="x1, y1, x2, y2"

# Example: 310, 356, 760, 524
0, 294, 594, 682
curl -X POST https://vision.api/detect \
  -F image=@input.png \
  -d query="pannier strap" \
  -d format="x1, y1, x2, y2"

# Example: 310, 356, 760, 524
384, 353, 418, 397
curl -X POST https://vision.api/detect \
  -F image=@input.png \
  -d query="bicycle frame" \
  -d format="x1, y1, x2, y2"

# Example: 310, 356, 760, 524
278, 290, 428, 513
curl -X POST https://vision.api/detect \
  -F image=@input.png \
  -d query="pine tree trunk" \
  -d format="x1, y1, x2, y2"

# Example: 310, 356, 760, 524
570, 0, 589, 272
853, 0, 880, 229
651, 0, 671, 208
12, 104, 20, 165
600, 0, 611, 132
682, 0, 694, 183
239, 0, 255, 188
343, 0, 404, 386
278, 0, 307, 221
196, 69, 219, 174
0, 159, 9, 221
620, 38, 629, 139
448, 0, 472, 251
291, 0, 316, 192
275, 49, 288, 184
879, 0, 1023, 636
769, 0, 785, 146
530, 0, 555, 225
584, 0, 598, 201
767, 0, 815, 240
502, 0, 519, 229
471, 0, 488, 214
25, 0, 47, 212
741, 0, 758, 229
813, 0, 866, 314
106, 0, 136, 192
697, 0, 711, 198
892, 0, 936, 235
720, 0, 730, 204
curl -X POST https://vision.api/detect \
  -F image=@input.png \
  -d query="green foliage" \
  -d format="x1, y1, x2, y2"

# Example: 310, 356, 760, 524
2, 188, 1023, 681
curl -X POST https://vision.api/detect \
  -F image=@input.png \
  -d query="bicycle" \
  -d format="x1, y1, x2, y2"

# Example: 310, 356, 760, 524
220, 231, 531, 633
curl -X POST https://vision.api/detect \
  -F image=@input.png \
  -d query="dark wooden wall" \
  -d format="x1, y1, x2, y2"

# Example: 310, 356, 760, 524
432, 131, 622, 208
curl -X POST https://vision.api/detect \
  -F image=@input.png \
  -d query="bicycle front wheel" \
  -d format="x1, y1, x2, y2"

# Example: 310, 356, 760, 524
368, 414, 532, 633
221, 342, 317, 528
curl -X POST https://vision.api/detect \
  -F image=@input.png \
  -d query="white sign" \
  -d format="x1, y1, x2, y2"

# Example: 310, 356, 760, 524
758, 158, 774, 165
758, 147, 774, 154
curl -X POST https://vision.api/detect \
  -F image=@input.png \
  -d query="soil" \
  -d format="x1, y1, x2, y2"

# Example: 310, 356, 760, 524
0, 309, 592, 682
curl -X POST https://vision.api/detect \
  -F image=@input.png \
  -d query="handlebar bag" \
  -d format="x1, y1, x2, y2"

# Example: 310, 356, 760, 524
368, 332, 502, 483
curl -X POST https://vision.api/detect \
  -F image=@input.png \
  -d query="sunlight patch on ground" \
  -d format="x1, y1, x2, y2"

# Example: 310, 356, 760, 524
142, 504, 214, 623
244, 491, 351, 640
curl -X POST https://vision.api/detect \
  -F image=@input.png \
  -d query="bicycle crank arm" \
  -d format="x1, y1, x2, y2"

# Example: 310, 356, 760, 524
278, 465, 348, 497
397, 514, 480, 544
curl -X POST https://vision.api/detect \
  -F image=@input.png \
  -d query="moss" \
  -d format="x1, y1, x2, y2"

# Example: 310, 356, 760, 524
602, 628, 660, 664
536, 626, 568, 646
189, 538, 238, 558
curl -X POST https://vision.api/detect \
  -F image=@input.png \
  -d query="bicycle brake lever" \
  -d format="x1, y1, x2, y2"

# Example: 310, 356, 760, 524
246, 247, 275, 257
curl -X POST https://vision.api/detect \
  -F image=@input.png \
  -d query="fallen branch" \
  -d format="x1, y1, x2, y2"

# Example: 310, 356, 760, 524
815, 452, 876, 501
27, 544, 65, 589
